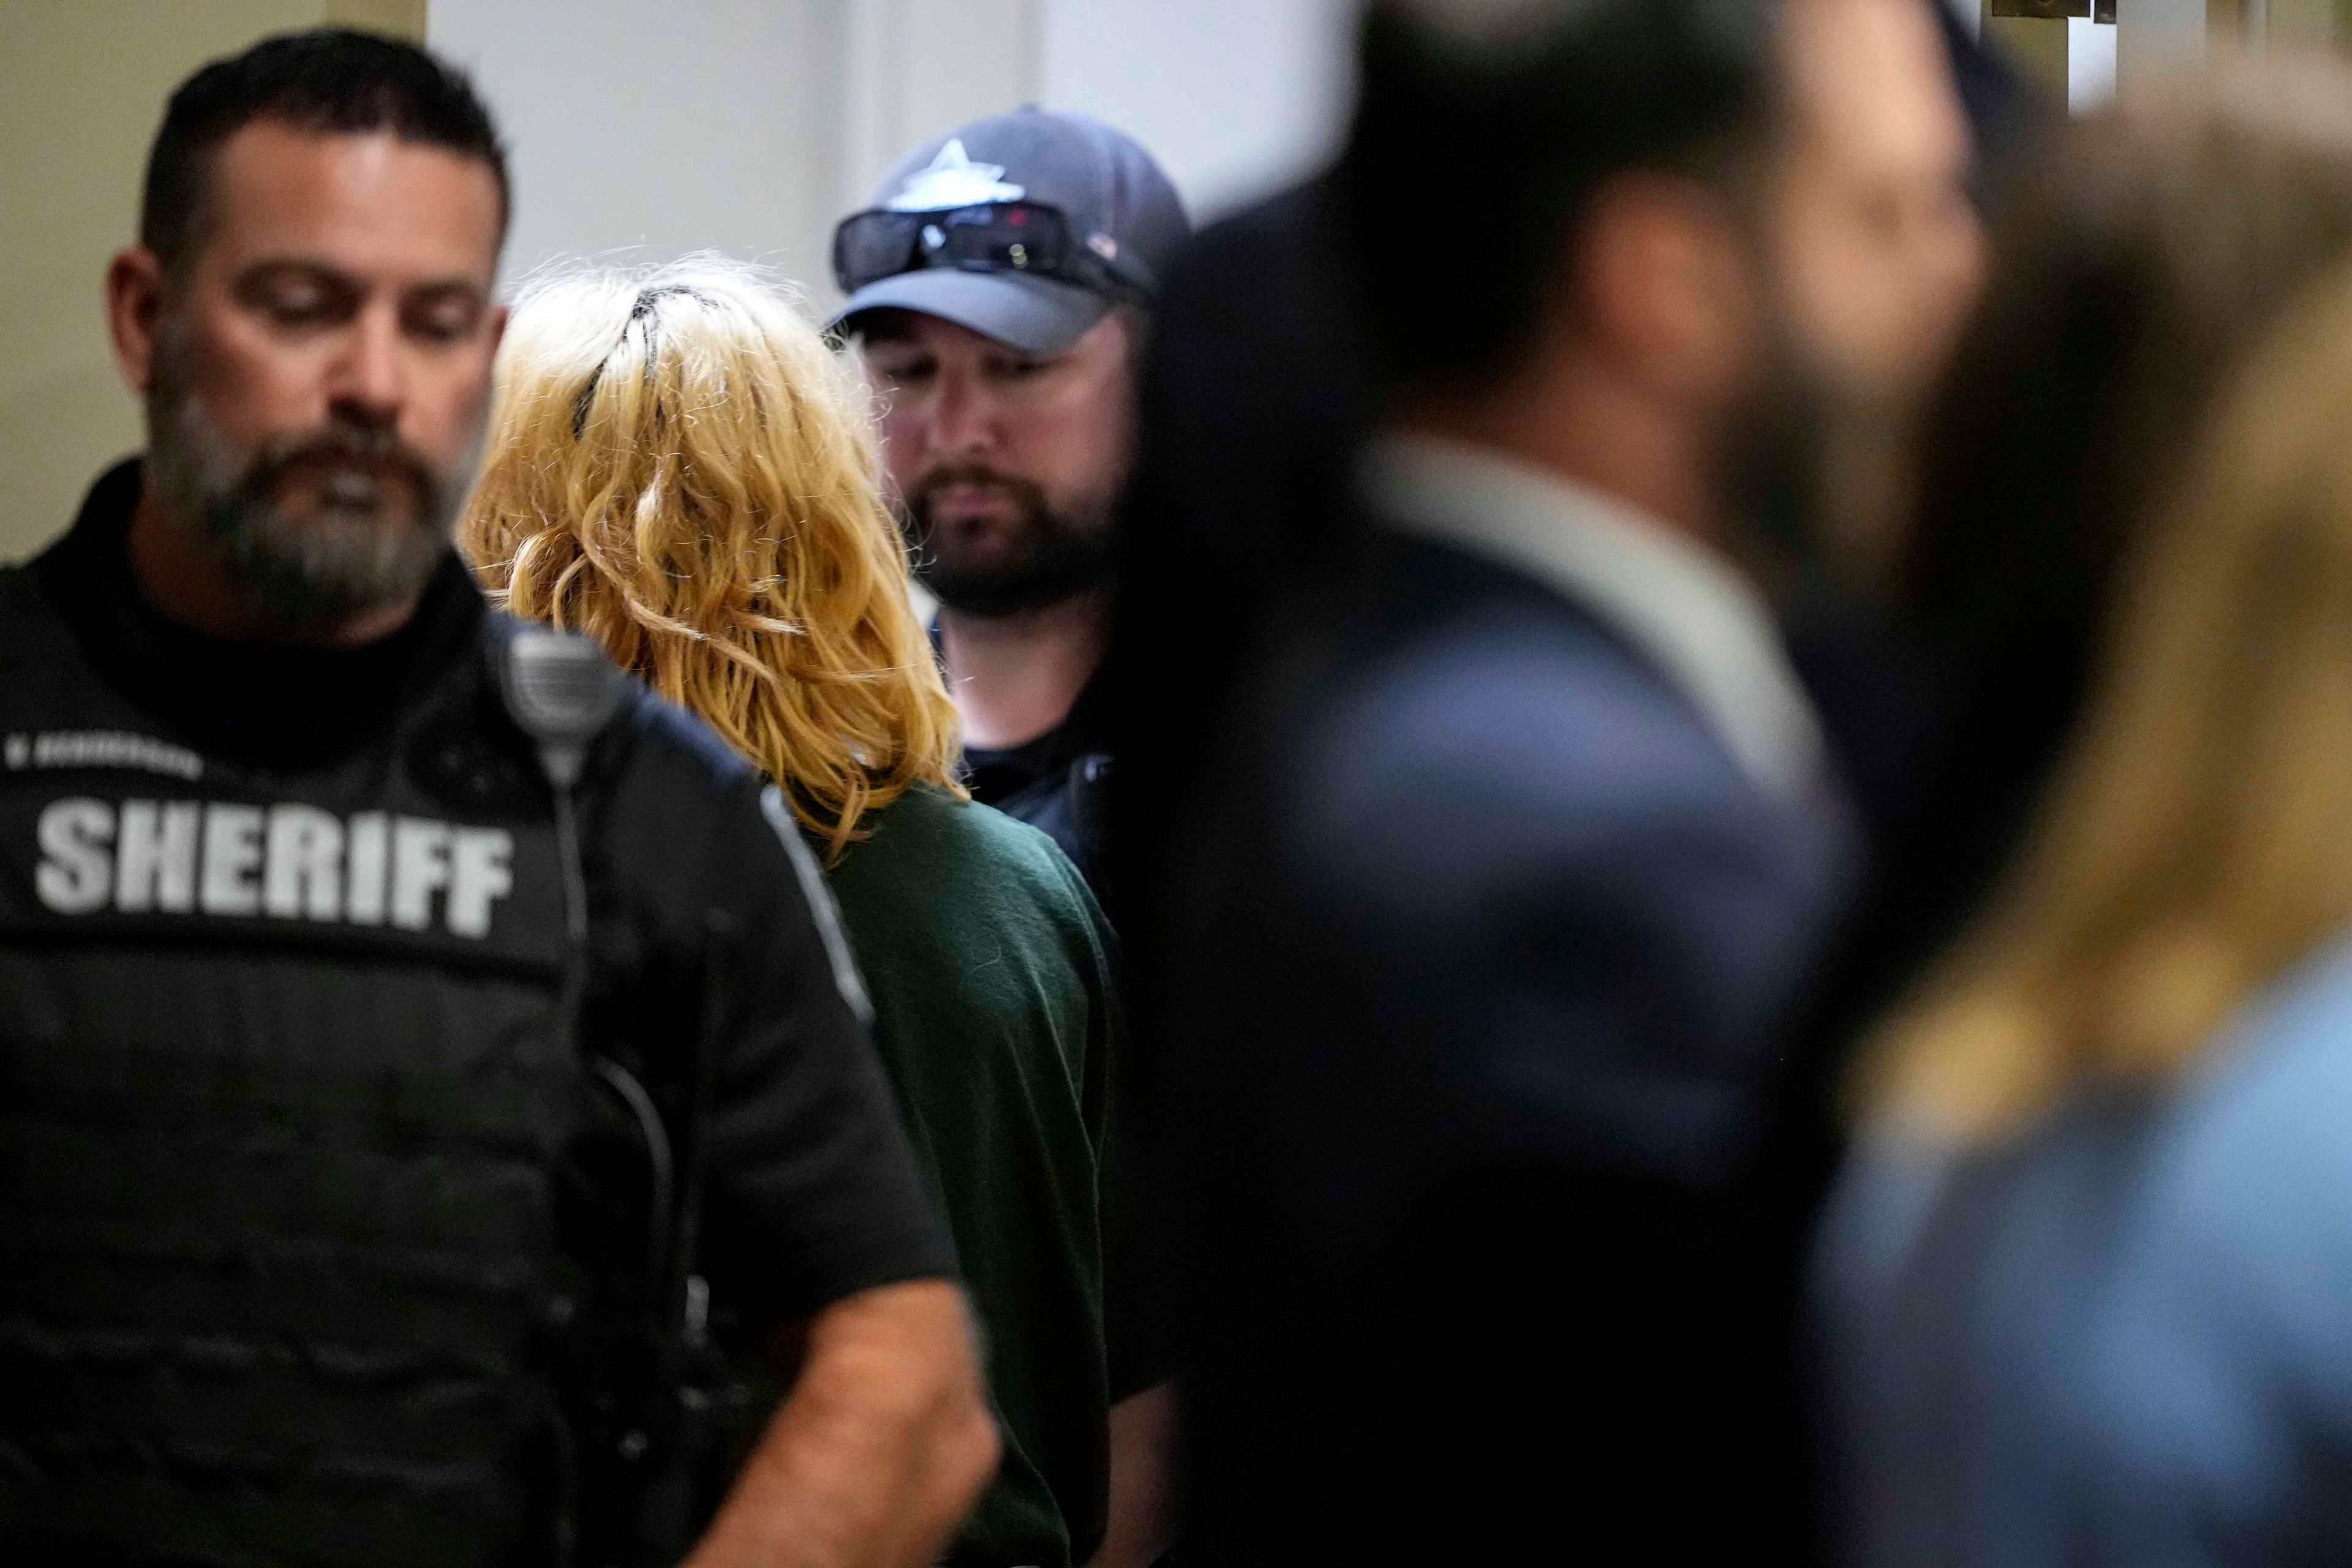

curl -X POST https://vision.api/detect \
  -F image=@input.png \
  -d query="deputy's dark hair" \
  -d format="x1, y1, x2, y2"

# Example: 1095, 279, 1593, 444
1340, 0, 1782, 388
141, 28, 509, 276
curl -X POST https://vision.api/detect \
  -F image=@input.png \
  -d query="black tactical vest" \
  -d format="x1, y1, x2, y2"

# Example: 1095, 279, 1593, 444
0, 566, 634, 1565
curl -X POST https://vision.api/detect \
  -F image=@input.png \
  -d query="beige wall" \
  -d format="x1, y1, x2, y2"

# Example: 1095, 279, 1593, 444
1988, 2, 2352, 121
0, 0, 423, 565
1984, 13, 2071, 88
2263, 0, 2352, 47
2203, 0, 2352, 43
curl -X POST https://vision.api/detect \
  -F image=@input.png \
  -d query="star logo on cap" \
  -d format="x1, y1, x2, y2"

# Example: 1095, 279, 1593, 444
888, 138, 1027, 213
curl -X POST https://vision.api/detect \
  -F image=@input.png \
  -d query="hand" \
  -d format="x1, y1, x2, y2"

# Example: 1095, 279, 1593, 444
1083, 1381, 1178, 1568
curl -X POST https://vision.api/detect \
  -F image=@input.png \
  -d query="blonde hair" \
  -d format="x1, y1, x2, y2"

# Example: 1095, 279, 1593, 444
460, 257, 963, 861
1857, 262, 2352, 1145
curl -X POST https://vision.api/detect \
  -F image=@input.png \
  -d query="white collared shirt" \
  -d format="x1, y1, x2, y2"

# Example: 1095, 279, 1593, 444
1357, 431, 1826, 804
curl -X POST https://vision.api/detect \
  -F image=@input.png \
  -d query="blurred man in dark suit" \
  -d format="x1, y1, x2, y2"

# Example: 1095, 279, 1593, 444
1119, 1, 1985, 1559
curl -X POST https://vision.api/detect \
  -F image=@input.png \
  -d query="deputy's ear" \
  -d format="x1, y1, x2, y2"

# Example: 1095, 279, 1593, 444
105, 246, 171, 397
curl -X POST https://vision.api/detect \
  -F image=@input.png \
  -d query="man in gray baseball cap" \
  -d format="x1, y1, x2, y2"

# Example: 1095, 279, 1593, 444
836, 110, 1187, 886
834, 110, 1185, 1568
837, 108, 1187, 361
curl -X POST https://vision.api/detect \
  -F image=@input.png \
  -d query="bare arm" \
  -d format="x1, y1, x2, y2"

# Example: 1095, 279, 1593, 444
1084, 1381, 1178, 1568
684, 1278, 1000, 1568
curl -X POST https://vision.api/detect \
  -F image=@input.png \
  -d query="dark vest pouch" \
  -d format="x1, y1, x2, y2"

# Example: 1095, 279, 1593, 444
0, 581, 610, 1567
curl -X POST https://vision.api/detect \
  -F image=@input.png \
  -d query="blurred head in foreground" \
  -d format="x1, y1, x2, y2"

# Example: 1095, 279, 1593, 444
1344, 0, 1983, 573
1864, 185, 2352, 1144
1860, 55, 2352, 1031
459, 258, 962, 858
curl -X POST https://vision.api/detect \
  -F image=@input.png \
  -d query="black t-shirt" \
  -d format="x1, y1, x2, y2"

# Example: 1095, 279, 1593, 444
960, 659, 1115, 888
32, 460, 956, 1324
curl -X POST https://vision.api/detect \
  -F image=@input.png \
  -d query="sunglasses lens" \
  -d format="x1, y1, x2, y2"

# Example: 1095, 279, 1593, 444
834, 212, 918, 293
834, 204, 1080, 293
939, 205, 1067, 274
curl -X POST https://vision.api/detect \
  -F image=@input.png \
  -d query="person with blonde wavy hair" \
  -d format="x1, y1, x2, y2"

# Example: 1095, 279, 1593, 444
466, 260, 960, 860
1815, 59, 2352, 1568
462, 257, 1161, 1568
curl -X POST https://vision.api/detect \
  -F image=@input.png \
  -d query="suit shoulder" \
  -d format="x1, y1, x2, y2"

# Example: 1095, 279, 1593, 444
1300, 593, 1755, 832
1267, 576, 1848, 934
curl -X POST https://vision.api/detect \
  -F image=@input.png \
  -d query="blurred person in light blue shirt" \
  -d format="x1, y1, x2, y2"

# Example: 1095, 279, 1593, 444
1815, 64, 2352, 1564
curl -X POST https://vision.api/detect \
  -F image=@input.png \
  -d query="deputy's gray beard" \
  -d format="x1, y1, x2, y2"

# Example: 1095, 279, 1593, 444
144, 322, 479, 626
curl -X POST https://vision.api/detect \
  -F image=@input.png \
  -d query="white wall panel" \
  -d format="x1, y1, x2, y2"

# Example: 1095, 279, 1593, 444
840, 0, 1038, 208
2117, 0, 2212, 85
430, 0, 1359, 293
1038, 0, 1357, 221
430, 0, 845, 287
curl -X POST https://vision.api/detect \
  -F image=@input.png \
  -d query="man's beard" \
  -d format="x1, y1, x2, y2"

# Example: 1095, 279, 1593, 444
1720, 325, 1845, 584
144, 318, 477, 627
897, 463, 1116, 619
1721, 315, 1929, 602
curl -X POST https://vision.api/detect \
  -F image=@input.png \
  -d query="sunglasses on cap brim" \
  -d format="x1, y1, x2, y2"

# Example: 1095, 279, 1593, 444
832, 201, 1156, 304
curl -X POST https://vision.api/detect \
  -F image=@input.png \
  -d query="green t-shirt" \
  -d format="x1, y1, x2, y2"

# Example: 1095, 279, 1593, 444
822, 782, 1123, 1568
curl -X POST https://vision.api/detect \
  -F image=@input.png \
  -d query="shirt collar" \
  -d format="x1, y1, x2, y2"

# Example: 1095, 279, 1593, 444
1357, 431, 1825, 802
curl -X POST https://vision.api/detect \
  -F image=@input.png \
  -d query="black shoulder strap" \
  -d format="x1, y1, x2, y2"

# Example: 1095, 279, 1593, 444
1068, 750, 1113, 878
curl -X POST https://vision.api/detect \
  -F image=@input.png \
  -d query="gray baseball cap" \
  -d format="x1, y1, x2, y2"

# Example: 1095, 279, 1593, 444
832, 108, 1190, 356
